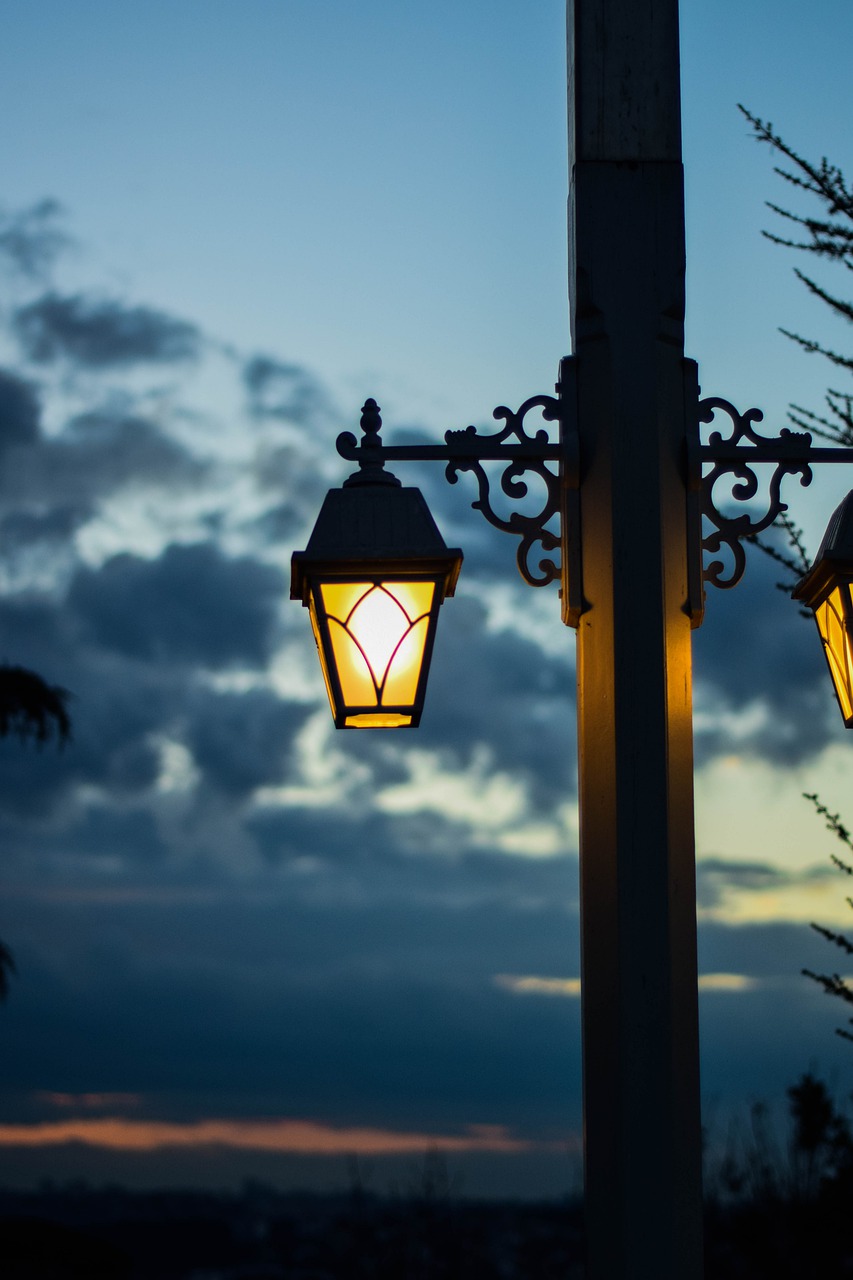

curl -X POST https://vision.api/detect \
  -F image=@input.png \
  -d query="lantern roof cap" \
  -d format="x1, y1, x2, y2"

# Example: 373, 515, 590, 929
296, 480, 458, 561
793, 489, 853, 605
291, 396, 462, 604
291, 481, 463, 602
812, 489, 853, 564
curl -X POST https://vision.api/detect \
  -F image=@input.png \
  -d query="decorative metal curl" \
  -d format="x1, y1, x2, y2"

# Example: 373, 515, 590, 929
444, 394, 563, 588
698, 396, 813, 589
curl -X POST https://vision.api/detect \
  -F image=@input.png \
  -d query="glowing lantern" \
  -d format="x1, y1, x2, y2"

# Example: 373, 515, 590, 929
793, 490, 853, 728
291, 417, 462, 728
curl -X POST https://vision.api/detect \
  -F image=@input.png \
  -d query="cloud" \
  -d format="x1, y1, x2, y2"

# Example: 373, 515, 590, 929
0, 369, 41, 452
39, 805, 169, 867
0, 537, 294, 820
410, 594, 576, 809
247, 440, 340, 548
693, 543, 843, 766
183, 688, 310, 798
0, 857, 583, 1129
0, 708, 162, 819
0, 504, 92, 551
59, 409, 208, 489
494, 972, 759, 996
696, 857, 787, 910
495, 975, 582, 997
0, 590, 180, 815
66, 542, 284, 668
4, 850, 847, 1143
38, 1092, 143, 1111
696, 854, 848, 925
698, 918, 826, 980
13, 292, 201, 368
0, 200, 69, 280
698, 973, 758, 992
247, 806, 579, 910
243, 355, 331, 427
0, 371, 210, 541
0, 792, 845, 1145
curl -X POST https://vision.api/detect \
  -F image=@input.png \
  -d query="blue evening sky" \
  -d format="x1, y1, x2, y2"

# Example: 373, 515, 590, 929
0, 0, 850, 1197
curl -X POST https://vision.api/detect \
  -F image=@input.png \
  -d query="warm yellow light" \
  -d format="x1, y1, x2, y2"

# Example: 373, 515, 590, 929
815, 584, 853, 724
290, 448, 463, 731
345, 712, 413, 728
312, 580, 436, 727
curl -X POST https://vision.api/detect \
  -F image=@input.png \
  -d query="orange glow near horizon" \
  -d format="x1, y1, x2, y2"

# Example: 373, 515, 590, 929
0, 1116, 542, 1156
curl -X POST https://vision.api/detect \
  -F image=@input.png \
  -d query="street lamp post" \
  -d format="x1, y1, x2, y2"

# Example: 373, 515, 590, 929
293, 2, 853, 1277
568, 0, 704, 1271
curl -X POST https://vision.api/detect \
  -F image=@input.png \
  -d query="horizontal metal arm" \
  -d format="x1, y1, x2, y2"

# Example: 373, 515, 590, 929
698, 445, 853, 465
337, 366, 580, 615
337, 436, 563, 465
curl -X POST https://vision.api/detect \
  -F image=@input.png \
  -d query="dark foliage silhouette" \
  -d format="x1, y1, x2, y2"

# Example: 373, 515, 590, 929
704, 1072, 853, 1276
736, 118, 853, 1046
740, 109, 853, 595
800, 792, 853, 1042
0, 665, 71, 1001
0, 939, 15, 1002
711, 127, 853, 1258
0, 1179, 586, 1280
740, 106, 853, 448
0, 664, 70, 747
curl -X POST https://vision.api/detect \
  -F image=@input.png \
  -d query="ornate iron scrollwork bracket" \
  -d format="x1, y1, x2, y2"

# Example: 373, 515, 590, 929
442, 395, 564, 590
336, 356, 583, 626
336, 372, 853, 622
692, 396, 853, 592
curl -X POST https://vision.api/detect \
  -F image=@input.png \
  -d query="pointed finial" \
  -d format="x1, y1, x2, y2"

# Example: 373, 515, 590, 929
360, 398, 382, 443
342, 398, 400, 488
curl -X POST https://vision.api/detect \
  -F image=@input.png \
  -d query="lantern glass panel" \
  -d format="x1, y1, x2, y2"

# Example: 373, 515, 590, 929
383, 615, 430, 705
311, 579, 437, 728
328, 617, 378, 707
347, 586, 415, 683
307, 592, 340, 713
321, 581, 375, 621
815, 582, 853, 724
